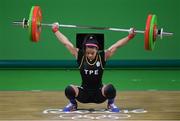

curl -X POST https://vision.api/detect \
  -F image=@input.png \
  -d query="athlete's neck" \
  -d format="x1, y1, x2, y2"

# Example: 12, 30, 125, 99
86, 54, 98, 65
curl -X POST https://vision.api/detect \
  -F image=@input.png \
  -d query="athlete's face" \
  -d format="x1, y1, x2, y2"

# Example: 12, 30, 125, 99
85, 47, 98, 61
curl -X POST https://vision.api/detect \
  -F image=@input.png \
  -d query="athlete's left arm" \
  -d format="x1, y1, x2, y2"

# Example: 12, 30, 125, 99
105, 28, 136, 60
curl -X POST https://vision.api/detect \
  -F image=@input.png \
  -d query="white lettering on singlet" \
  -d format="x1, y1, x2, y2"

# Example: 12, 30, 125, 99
84, 69, 99, 75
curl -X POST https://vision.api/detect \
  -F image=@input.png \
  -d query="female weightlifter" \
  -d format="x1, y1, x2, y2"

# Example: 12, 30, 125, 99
52, 23, 135, 112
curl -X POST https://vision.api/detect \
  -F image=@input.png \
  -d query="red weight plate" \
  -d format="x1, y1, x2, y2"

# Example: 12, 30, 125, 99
32, 6, 42, 42
32, 6, 37, 41
144, 14, 152, 50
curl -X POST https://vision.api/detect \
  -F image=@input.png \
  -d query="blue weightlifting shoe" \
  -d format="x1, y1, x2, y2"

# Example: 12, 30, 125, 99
107, 103, 120, 112
63, 103, 77, 112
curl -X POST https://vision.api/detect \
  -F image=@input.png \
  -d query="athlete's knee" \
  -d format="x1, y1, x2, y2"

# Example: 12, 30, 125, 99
65, 85, 76, 99
104, 84, 116, 99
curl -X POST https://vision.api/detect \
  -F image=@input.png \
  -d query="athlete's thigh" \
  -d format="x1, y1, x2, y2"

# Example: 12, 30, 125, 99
93, 88, 107, 103
76, 87, 90, 103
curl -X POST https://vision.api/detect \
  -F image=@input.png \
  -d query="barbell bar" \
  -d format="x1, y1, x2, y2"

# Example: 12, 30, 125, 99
12, 21, 173, 36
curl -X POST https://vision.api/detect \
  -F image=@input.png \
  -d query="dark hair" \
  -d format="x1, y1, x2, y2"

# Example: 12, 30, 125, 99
83, 35, 99, 50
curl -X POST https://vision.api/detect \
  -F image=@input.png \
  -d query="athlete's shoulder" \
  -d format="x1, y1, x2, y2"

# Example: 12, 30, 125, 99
77, 49, 84, 58
98, 50, 105, 59
77, 49, 84, 66
98, 50, 106, 67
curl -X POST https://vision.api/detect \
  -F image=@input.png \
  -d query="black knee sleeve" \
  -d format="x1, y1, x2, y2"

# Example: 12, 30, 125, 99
104, 84, 116, 99
65, 86, 76, 100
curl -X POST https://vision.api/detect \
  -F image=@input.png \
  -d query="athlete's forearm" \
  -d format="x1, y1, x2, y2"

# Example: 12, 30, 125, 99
54, 31, 78, 57
54, 31, 74, 47
111, 36, 130, 49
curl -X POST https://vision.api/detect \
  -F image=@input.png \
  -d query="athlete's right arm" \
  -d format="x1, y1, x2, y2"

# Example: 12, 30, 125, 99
52, 22, 78, 58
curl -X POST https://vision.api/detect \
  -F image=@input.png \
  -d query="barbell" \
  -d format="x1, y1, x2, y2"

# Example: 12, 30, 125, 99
12, 6, 173, 51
